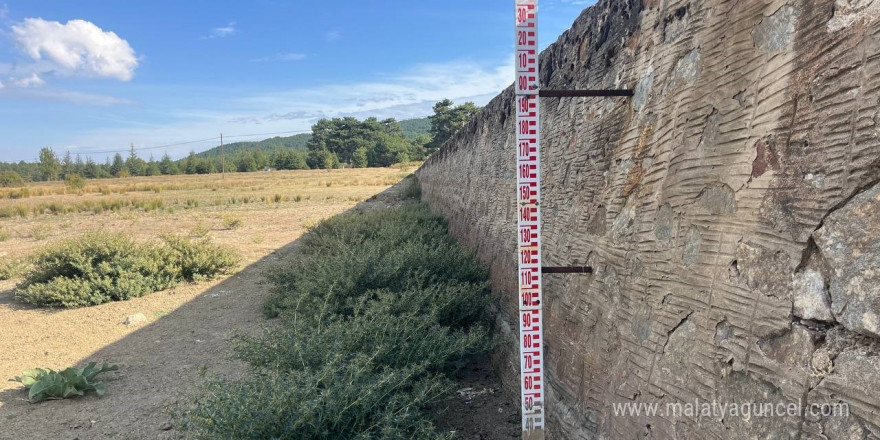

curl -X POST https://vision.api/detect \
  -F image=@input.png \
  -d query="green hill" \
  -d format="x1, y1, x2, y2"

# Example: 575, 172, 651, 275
399, 117, 431, 139
196, 117, 431, 158
196, 133, 311, 158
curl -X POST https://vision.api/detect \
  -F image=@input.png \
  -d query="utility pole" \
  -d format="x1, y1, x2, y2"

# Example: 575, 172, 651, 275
220, 133, 225, 180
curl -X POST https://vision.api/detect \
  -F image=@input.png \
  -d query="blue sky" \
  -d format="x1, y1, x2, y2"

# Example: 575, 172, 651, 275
0, 0, 594, 162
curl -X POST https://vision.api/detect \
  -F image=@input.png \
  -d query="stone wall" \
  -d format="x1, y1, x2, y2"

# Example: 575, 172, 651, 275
416, 0, 880, 438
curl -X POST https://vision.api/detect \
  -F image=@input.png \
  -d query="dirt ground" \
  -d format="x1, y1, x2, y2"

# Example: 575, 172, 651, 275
431, 354, 521, 440
0, 168, 518, 439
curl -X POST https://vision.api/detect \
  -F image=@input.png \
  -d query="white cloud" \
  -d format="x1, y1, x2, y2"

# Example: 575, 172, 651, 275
241, 58, 512, 122
325, 30, 341, 42
48, 58, 514, 160
250, 53, 306, 62
0, 80, 4, 89
11, 18, 138, 81
0, 4, 9, 19
0, 86, 133, 106
10, 73, 44, 87
206, 22, 236, 38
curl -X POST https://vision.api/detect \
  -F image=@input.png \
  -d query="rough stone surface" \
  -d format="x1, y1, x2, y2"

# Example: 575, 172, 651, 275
792, 269, 834, 321
753, 5, 797, 52
417, 0, 880, 437
814, 182, 880, 337
829, 0, 880, 32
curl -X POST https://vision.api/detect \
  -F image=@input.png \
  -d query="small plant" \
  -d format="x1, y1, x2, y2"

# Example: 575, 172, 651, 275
30, 224, 51, 241
14, 205, 28, 218
273, 193, 283, 203
65, 173, 86, 190
222, 215, 243, 230
190, 221, 211, 237
11, 362, 119, 403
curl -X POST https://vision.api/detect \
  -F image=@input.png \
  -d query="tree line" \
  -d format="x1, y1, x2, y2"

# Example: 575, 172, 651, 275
0, 99, 480, 185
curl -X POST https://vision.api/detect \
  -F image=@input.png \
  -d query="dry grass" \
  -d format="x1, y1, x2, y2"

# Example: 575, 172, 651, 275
0, 167, 415, 264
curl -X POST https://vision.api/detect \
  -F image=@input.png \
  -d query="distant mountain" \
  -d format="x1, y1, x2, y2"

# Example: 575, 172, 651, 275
399, 117, 431, 139
196, 117, 431, 158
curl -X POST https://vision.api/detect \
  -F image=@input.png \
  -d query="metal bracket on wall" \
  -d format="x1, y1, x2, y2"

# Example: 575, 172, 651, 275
541, 266, 593, 274
538, 89, 633, 98
535, 88, 628, 280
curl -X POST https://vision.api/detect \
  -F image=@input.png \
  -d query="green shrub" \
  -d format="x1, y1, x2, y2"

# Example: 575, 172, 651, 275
15, 232, 239, 308
64, 173, 86, 190
161, 234, 240, 282
264, 204, 486, 318
178, 198, 491, 439
0, 171, 24, 187
402, 175, 421, 199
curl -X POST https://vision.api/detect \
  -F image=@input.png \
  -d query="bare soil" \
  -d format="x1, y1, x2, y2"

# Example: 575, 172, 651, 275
431, 354, 521, 440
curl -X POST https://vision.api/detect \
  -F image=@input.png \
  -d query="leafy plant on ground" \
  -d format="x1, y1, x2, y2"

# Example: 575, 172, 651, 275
14, 231, 239, 308
178, 193, 492, 439
11, 362, 119, 403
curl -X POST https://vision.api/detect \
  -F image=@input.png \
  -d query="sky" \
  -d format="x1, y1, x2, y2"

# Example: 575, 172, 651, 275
0, 0, 595, 162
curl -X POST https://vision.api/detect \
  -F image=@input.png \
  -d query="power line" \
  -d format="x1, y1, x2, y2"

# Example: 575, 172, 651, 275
222, 129, 311, 139
71, 136, 221, 155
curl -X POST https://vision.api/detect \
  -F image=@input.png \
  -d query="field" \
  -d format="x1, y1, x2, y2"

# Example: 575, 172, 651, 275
0, 168, 410, 262
0, 167, 417, 438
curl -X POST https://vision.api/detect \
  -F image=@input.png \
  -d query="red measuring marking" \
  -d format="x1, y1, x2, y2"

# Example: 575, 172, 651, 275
515, 1, 545, 437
